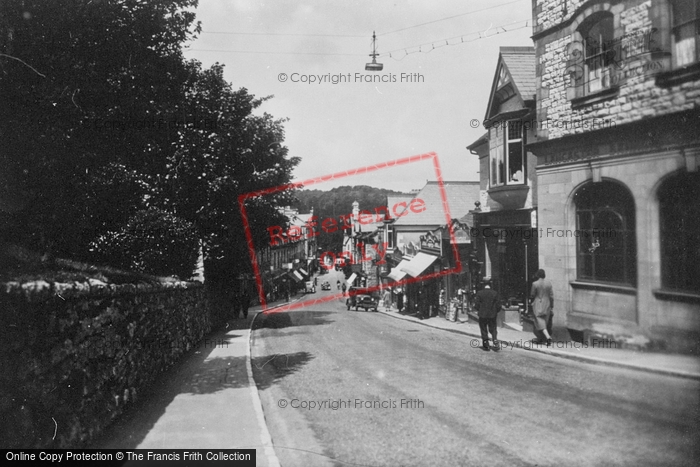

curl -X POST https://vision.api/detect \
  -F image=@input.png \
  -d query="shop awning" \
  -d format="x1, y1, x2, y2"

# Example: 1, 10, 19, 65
347, 273, 357, 285
388, 259, 410, 281
299, 268, 308, 277
289, 270, 304, 282
401, 252, 439, 277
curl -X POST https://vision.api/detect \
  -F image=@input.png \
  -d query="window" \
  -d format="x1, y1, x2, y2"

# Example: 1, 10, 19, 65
490, 147, 504, 186
671, 0, 700, 67
574, 181, 636, 285
505, 121, 525, 184
490, 120, 525, 187
658, 171, 700, 293
581, 13, 616, 93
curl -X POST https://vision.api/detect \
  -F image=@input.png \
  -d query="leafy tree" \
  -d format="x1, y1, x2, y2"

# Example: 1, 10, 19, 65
162, 62, 300, 288
89, 208, 199, 279
0, 0, 200, 259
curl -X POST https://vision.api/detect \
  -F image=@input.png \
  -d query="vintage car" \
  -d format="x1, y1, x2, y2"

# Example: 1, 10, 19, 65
346, 287, 379, 311
304, 280, 316, 293
321, 281, 331, 290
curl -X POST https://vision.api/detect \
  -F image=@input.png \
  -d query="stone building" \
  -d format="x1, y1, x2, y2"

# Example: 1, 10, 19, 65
528, 0, 700, 351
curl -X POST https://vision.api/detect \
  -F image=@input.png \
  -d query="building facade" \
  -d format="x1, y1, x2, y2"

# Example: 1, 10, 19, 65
468, 46, 540, 306
384, 181, 481, 316
529, 0, 700, 351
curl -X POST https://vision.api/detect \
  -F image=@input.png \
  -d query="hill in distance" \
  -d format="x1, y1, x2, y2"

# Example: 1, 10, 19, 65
291, 185, 413, 252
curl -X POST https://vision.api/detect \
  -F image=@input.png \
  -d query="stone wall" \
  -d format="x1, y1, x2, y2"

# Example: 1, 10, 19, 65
532, 0, 700, 140
0, 279, 226, 448
530, 0, 700, 353
536, 149, 700, 353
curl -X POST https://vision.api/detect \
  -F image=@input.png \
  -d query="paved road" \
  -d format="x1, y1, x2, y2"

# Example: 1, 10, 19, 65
251, 273, 699, 467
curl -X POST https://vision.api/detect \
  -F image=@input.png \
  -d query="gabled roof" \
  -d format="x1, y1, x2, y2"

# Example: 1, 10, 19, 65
502, 47, 536, 98
392, 181, 480, 226
484, 46, 535, 122
387, 195, 416, 217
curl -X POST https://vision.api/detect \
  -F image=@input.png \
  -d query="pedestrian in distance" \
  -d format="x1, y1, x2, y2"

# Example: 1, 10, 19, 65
337, 280, 341, 290
474, 279, 502, 351
530, 269, 554, 346
341, 282, 347, 296
396, 288, 404, 313
241, 289, 251, 319
232, 292, 242, 319
383, 289, 392, 311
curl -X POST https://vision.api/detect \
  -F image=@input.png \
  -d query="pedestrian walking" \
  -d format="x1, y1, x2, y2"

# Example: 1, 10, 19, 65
341, 282, 347, 296
337, 280, 341, 290
383, 289, 392, 311
241, 289, 251, 319
530, 269, 554, 346
474, 279, 501, 351
396, 288, 404, 313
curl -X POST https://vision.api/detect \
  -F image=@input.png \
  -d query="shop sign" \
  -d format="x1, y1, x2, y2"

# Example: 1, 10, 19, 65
419, 231, 441, 255
452, 224, 471, 244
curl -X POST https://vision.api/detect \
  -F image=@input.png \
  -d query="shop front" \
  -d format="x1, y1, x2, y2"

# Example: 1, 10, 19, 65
473, 208, 538, 306
401, 251, 441, 318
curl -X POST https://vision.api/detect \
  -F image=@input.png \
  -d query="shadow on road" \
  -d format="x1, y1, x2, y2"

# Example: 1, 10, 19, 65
252, 311, 336, 330
251, 351, 314, 390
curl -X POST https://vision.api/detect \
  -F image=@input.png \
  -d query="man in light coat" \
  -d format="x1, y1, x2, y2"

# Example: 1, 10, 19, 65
530, 269, 554, 346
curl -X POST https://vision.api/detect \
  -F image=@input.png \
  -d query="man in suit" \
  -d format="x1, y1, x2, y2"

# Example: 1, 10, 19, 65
474, 279, 501, 351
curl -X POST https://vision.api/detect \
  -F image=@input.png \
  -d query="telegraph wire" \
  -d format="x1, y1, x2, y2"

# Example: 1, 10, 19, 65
380, 19, 530, 59
183, 48, 365, 56
201, 31, 365, 38
185, 20, 530, 57
378, 0, 526, 36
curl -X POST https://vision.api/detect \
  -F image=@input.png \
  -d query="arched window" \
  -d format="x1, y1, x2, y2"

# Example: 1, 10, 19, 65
579, 12, 616, 93
658, 171, 700, 292
574, 181, 636, 285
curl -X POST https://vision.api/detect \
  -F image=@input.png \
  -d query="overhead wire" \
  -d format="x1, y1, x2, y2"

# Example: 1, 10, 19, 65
381, 19, 531, 59
200, 31, 365, 38
186, 1, 531, 58
378, 0, 526, 36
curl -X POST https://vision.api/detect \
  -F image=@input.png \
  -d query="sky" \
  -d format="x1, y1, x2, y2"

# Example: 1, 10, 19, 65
184, 0, 534, 193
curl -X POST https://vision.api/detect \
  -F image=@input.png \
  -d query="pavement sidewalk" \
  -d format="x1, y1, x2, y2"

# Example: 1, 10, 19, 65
377, 305, 700, 380
92, 290, 698, 463
91, 297, 302, 467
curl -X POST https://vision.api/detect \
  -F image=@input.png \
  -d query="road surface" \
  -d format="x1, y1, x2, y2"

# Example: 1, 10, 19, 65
251, 271, 699, 467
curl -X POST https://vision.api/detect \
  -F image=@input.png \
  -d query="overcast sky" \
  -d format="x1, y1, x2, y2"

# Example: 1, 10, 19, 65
184, 0, 534, 193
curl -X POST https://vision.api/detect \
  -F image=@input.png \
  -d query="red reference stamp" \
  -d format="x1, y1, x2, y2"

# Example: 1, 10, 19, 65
238, 152, 464, 313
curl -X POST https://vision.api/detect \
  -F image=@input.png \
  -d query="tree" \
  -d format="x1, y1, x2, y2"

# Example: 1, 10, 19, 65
162, 62, 299, 288
0, 0, 200, 259
89, 207, 199, 279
